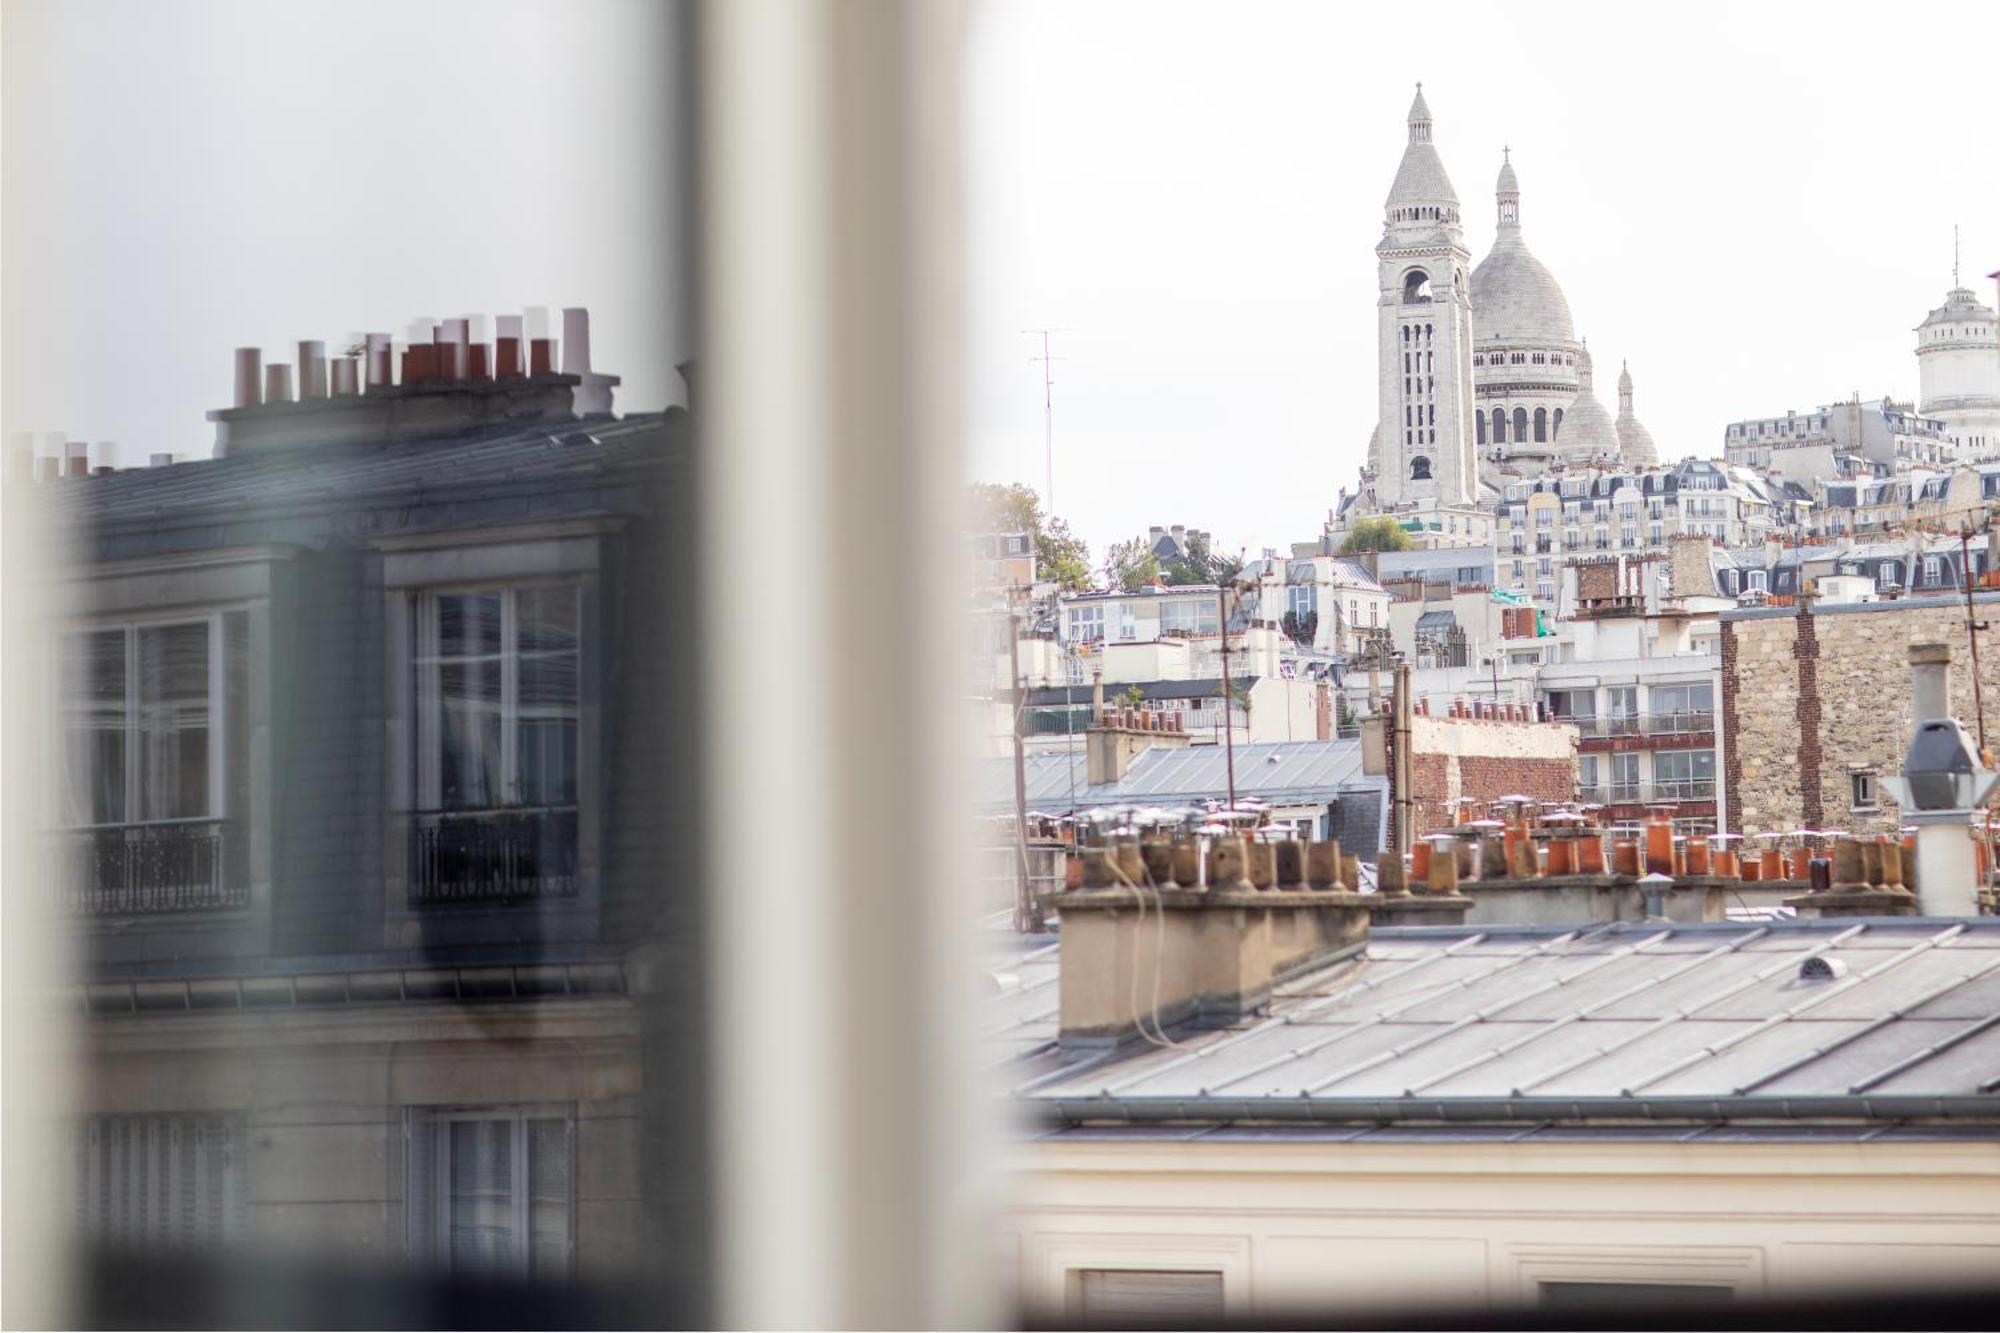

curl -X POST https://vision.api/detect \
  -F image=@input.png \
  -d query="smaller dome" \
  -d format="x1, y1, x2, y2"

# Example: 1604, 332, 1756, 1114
1615, 359, 1659, 468
1554, 345, 1619, 463
1496, 148, 1518, 198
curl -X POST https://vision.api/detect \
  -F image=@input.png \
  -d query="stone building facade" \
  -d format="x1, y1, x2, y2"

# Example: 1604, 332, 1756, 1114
1721, 595, 2000, 836
34, 322, 703, 1313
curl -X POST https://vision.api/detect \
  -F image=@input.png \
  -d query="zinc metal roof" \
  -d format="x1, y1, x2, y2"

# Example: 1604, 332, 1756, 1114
1004, 919, 2000, 1129
41, 411, 681, 528
990, 739, 1375, 815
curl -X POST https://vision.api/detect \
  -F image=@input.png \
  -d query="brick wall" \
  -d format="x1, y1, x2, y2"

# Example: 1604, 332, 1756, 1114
1724, 596, 2000, 835
1400, 714, 1578, 834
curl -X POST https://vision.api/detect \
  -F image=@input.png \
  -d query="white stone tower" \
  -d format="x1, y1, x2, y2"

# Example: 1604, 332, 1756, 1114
1371, 85, 1477, 506
1916, 240, 2000, 459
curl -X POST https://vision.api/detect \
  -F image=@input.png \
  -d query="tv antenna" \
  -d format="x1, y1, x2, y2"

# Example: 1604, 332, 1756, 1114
1025, 328, 1067, 514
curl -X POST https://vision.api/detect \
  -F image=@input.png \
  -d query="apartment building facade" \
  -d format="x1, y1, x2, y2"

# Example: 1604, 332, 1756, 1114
35, 321, 697, 1292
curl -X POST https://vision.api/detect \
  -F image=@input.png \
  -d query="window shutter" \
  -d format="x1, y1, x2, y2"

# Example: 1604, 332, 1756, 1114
72, 1115, 241, 1250
1076, 1270, 1225, 1325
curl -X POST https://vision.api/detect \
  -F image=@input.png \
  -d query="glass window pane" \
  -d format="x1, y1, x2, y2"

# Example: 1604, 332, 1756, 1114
136, 623, 210, 822
439, 592, 503, 659
440, 660, 502, 810
447, 1120, 515, 1274
62, 629, 127, 826
516, 586, 579, 655
527, 1119, 570, 1280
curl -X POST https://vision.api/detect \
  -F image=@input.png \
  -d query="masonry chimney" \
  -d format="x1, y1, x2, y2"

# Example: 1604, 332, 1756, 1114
1057, 836, 1371, 1046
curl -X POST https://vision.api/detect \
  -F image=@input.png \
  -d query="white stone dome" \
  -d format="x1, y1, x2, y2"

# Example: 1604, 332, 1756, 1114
1555, 345, 1618, 462
1614, 361, 1659, 468
1471, 234, 1576, 346
1469, 155, 1576, 347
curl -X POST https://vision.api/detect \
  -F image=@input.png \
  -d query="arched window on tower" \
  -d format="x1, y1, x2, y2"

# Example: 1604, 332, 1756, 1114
1492, 408, 1507, 445
1403, 270, 1434, 304
1514, 407, 1529, 443
1477, 413, 1487, 446
1410, 456, 1432, 481
1553, 407, 1564, 435
1534, 407, 1548, 442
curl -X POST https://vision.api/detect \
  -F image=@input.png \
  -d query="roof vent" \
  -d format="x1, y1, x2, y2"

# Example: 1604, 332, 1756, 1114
1798, 955, 1848, 983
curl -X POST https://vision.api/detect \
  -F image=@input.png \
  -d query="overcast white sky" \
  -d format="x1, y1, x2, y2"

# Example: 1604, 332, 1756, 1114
6, 0, 1995, 565
963, 1, 2000, 562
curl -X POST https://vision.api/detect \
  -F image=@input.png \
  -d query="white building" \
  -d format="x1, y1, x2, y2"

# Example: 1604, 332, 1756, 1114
1341, 89, 1655, 546
1916, 277, 2000, 458
1367, 85, 1479, 512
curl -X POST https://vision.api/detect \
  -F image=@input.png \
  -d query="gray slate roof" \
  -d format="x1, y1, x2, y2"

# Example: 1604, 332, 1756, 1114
991, 739, 1375, 815
44, 412, 681, 532
995, 919, 2000, 1134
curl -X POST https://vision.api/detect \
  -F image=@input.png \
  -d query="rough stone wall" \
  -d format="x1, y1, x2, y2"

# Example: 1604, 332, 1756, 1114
1721, 613, 1801, 834
1668, 535, 1716, 599
1726, 599, 2000, 836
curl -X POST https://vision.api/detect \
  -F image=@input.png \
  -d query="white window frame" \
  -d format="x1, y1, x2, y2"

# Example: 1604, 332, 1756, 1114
1851, 769, 1879, 811
50, 611, 233, 831
407, 1104, 576, 1280
412, 581, 582, 814
1064, 603, 1103, 643
1504, 1243, 1763, 1308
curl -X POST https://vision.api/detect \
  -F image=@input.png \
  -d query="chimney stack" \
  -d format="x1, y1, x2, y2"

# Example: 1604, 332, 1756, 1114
561, 307, 592, 375
365, 333, 393, 389
297, 340, 328, 399
264, 364, 294, 405
150, 452, 174, 467
65, 440, 89, 478
233, 348, 263, 407
1056, 836, 1372, 1046
330, 356, 360, 396
495, 314, 525, 379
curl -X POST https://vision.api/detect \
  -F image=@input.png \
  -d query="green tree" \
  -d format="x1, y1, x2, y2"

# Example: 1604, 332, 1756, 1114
1163, 531, 1243, 586
1117, 685, 1146, 711
967, 481, 1092, 589
1339, 515, 1415, 553
1103, 537, 1161, 592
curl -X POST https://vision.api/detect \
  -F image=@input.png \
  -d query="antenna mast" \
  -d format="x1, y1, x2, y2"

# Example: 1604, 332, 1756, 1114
1025, 329, 1065, 515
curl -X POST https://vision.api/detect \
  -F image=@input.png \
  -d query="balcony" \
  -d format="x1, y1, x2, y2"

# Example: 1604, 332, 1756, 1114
1647, 778, 1717, 801
410, 806, 579, 907
1576, 784, 1642, 805
1569, 715, 1639, 738
49, 819, 244, 916
1642, 711, 1716, 736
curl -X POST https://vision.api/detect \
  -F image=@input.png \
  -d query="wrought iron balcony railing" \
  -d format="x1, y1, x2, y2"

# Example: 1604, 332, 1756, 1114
410, 806, 579, 907
49, 819, 243, 916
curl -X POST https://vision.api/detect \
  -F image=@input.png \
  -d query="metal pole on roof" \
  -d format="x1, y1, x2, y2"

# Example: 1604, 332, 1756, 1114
1220, 582, 1237, 811
1960, 526, 1990, 763
1008, 597, 1035, 931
